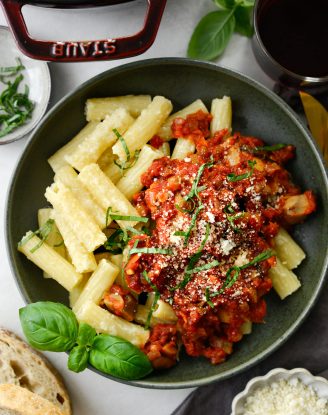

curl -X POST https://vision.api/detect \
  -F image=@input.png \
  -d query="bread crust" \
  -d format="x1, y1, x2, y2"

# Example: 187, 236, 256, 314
0, 329, 71, 415
0, 384, 65, 415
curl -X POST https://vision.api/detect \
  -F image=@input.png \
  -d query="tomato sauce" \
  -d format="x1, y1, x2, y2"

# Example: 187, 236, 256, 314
125, 111, 316, 366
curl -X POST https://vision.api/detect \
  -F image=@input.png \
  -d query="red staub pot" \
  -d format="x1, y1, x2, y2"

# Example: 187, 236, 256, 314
0, 0, 167, 61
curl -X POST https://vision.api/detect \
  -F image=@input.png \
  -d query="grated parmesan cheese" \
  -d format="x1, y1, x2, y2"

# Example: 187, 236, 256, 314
219, 238, 236, 255
243, 378, 328, 415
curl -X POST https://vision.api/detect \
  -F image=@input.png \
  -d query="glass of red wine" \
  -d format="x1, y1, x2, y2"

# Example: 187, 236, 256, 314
252, 0, 328, 109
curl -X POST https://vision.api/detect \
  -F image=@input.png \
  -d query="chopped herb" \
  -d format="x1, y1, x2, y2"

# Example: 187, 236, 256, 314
255, 143, 287, 152
106, 207, 148, 227
185, 260, 220, 275
142, 271, 160, 329
104, 228, 129, 254
141, 226, 151, 236
114, 149, 141, 175
109, 214, 148, 223
205, 287, 215, 308
185, 158, 214, 202
0, 58, 24, 76
182, 204, 204, 246
226, 211, 245, 233
113, 128, 130, 161
227, 160, 256, 182
171, 223, 211, 290
224, 203, 235, 214
129, 247, 172, 255
173, 230, 188, 237
206, 249, 274, 303
113, 129, 141, 175
0, 60, 34, 138
125, 226, 145, 235
19, 219, 55, 253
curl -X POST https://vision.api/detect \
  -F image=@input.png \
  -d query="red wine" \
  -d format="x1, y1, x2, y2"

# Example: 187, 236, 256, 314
257, 0, 328, 78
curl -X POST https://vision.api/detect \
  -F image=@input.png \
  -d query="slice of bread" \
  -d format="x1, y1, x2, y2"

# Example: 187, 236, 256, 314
0, 384, 65, 415
0, 329, 71, 415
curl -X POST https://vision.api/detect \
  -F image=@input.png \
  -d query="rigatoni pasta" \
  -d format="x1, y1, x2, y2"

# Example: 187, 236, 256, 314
85, 95, 151, 121
112, 96, 172, 160
18, 232, 82, 291
18, 92, 315, 375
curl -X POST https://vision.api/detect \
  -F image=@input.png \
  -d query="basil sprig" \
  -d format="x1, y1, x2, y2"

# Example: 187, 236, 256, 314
19, 302, 153, 380
187, 0, 255, 61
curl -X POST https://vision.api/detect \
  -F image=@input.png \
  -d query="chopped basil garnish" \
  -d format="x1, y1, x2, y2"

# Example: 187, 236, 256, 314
185, 158, 214, 202
171, 223, 212, 290
254, 143, 287, 152
205, 287, 215, 308
106, 206, 148, 227
104, 228, 129, 254
181, 204, 204, 246
113, 129, 141, 174
206, 249, 274, 304
185, 260, 220, 275
227, 159, 256, 182
0, 58, 24, 76
0, 59, 34, 138
18, 219, 55, 253
130, 247, 172, 255
113, 128, 130, 161
142, 271, 160, 329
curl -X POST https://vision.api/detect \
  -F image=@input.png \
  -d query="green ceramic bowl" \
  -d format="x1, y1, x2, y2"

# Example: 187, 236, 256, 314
6, 58, 328, 389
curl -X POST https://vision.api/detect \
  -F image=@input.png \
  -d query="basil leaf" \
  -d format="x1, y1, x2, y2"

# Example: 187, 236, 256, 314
234, 5, 254, 37
68, 345, 89, 373
89, 334, 153, 380
213, 0, 236, 9
77, 322, 96, 347
239, 0, 255, 7
187, 10, 236, 60
19, 302, 78, 352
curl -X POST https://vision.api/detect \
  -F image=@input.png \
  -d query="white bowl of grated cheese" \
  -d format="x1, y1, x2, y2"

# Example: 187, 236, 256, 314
231, 368, 328, 415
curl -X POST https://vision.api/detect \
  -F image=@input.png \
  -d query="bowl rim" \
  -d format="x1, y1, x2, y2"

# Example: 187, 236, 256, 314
0, 25, 51, 145
5, 57, 328, 389
231, 367, 328, 414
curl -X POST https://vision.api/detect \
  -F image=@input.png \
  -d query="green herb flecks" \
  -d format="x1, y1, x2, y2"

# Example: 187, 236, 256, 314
187, 0, 254, 61
18, 219, 55, 253
254, 143, 288, 152
184, 158, 214, 202
171, 223, 213, 291
227, 159, 256, 182
224, 204, 245, 233
0, 58, 24, 77
175, 204, 205, 246
142, 271, 160, 330
19, 301, 153, 380
104, 228, 129, 254
129, 247, 172, 255
113, 128, 141, 175
106, 206, 149, 227
185, 260, 220, 275
0, 58, 34, 138
205, 249, 274, 305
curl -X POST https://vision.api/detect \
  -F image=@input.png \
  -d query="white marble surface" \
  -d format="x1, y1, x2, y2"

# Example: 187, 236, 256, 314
0, 1, 274, 414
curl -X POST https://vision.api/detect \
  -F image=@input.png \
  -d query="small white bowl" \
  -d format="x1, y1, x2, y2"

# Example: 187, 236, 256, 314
231, 368, 328, 415
0, 26, 51, 145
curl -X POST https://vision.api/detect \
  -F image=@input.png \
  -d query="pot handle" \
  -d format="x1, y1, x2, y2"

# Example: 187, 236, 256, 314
0, 0, 167, 62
